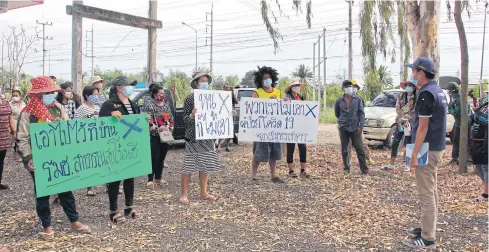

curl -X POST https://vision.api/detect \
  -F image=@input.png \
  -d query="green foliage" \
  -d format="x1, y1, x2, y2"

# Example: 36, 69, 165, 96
292, 64, 313, 82
164, 70, 191, 106
377, 65, 393, 89
225, 75, 240, 87
276, 77, 290, 96
473, 79, 489, 98
212, 75, 225, 90
240, 70, 256, 87
363, 70, 384, 101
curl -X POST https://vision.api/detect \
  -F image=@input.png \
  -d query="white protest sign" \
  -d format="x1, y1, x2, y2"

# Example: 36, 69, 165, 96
238, 97, 319, 144
194, 89, 234, 140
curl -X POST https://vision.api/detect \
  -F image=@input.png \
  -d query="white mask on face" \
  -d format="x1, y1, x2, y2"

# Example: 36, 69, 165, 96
12, 97, 20, 102
291, 86, 301, 94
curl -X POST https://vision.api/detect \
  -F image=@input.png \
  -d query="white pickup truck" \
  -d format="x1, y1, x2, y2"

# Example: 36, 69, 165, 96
363, 89, 455, 147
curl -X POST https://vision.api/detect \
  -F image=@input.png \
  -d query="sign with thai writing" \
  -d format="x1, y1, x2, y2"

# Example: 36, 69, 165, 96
238, 98, 319, 144
194, 89, 234, 140
30, 114, 151, 197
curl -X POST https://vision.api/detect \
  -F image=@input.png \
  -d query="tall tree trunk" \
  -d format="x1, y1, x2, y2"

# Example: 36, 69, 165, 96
405, 1, 441, 73
454, 0, 469, 173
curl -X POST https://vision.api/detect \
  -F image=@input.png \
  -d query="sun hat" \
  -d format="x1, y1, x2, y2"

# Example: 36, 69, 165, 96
109, 76, 137, 87
89, 76, 104, 85
191, 67, 213, 89
28, 76, 62, 94
285, 78, 302, 93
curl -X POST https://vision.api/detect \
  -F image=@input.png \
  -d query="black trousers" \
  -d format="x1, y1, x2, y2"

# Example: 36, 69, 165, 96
28, 171, 78, 228
339, 129, 368, 172
107, 179, 134, 212
286, 143, 306, 164
148, 136, 169, 181
452, 125, 460, 159
0, 150, 6, 184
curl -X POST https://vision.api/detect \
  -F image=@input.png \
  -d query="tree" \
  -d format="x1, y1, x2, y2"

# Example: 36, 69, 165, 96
363, 70, 383, 102
452, 0, 470, 173
378, 65, 393, 89
225, 75, 240, 86
240, 70, 256, 87
2, 25, 39, 89
292, 64, 314, 100
212, 75, 225, 90
164, 70, 191, 105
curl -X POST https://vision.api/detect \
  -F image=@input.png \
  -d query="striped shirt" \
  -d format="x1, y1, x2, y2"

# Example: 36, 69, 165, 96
124, 103, 133, 114
74, 103, 100, 119
0, 102, 11, 150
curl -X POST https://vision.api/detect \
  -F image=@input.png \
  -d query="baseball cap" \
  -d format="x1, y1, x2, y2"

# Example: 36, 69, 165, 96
405, 56, 436, 74
342, 80, 353, 87
109, 76, 137, 87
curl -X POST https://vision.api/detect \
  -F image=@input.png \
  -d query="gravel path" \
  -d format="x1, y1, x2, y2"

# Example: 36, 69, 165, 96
0, 124, 486, 251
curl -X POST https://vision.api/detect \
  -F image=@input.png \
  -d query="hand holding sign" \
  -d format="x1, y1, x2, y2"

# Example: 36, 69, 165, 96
190, 108, 198, 120
111, 111, 123, 120
27, 159, 35, 172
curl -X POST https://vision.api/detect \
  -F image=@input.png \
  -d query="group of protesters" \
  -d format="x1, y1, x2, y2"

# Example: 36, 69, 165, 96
0, 56, 486, 249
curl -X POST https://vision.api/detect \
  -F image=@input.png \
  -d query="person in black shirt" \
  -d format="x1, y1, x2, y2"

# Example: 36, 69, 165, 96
99, 76, 139, 224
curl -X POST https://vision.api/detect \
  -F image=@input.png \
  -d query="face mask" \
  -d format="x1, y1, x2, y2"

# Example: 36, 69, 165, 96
405, 86, 414, 93
344, 87, 353, 95
88, 95, 98, 104
292, 86, 301, 93
42, 93, 56, 105
199, 82, 209, 90
263, 79, 273, 87
122, 86, 134, 97
409, 73, 419, 86
352, 87, 358, 95
156, 95, 165, 101
64, 92, 73, 98
12, 97, 20, 102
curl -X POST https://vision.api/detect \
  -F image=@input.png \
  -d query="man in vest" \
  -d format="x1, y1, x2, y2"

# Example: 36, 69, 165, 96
403, 56, 447, 249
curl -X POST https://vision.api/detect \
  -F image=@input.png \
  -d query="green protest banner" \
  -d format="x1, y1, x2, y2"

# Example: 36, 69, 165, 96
30, 114, 151, 198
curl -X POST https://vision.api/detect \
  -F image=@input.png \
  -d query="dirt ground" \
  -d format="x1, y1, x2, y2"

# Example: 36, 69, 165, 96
0, 123, 487, 251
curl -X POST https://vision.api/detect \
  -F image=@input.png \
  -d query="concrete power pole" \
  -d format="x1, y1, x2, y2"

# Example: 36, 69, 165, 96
85, 23, 94, 77
312, 42, 316, 101
148, 0, 157, 84
323, 28, 327, 119
317, 35, 321, 103
206, 4, 214, 71
480, 1, 488, 100
36, 20, 53, 76
347, 0, 353, 79
1, 41, 3, 89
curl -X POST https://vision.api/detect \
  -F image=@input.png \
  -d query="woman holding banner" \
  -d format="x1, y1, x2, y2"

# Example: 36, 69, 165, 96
180, 68, 221, 205
284, 78, 309, 178
143, 84, 173, 188
99, 76, 139, 224
74, 86, 101, 196
16, 76, 91, 240
250, 66, 289, 183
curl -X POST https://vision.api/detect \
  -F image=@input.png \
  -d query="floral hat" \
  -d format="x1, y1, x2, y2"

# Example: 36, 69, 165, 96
28, 76, 61, 94
191, 67, 213, 89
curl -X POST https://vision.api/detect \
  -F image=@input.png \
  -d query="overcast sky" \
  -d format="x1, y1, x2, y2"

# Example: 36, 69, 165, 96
0, 0, 488, 85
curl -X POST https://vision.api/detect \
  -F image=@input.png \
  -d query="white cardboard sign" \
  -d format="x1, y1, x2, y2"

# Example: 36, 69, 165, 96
194, 90, 234, 140
238, 97, 319, 144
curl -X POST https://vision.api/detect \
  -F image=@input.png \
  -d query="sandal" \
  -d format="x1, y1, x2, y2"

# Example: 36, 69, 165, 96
109, 211, 126, 224
38, 231, 54, 241
201, 194, 217, 202
300, 171, 311, 178
154, 179, 167, 186
146, 181, 154, 188
73, 225, 91, 234
473, 195, 488, 203
86, 189, 96, 197
124, 207, 137, 219
288, 171, 298, 178
180, 195, 189, 205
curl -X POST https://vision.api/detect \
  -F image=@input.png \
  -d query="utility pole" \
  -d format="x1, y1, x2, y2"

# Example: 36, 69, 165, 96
48, 49, 51, 75
312, 42, 316, 101
182, 22, 198, 68
1, 41, 3, 89
148, 0, 157, 84
85, 23, 94, 76
317, 35, 321, 103
323, 28, 327, 120
36, 20, 53, 76
480, 1, 488, 100
206, 4, 214, 71
347, 0, 353, 79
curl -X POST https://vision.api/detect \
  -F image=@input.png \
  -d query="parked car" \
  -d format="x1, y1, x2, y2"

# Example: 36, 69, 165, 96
232, 87, 255, 144
130, 87, 186, 140
363, 89, 455, 147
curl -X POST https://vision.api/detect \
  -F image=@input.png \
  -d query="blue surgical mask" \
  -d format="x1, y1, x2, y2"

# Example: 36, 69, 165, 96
122, 86, 134, 97
344, 87, 353, 95
405, 86, 414, 93
88, 95, 98, 104
409, 74, 419, 86
263, 79, 273, 87
42, 93, 56, 105
199, 82, 209, 90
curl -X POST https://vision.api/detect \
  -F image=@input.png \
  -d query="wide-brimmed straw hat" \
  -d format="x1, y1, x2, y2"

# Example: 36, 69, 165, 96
191, 67, 213, 89
285, 78, 302, 93
89, 76, 104, 85
28, 76, 62, 94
